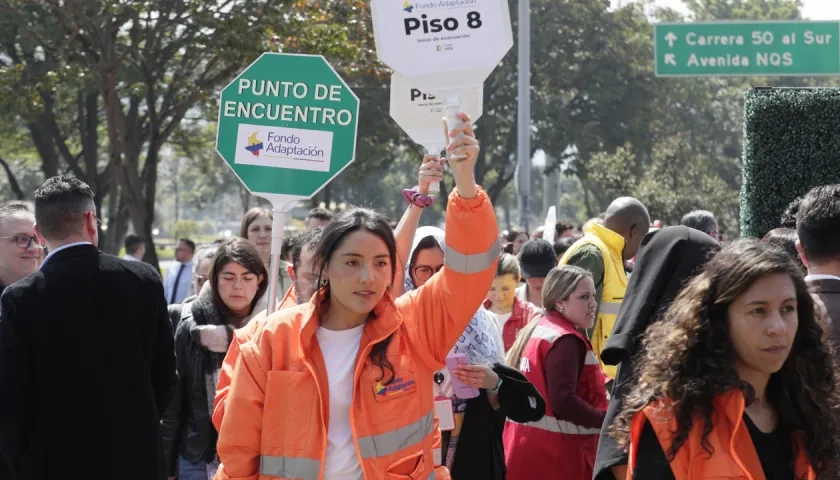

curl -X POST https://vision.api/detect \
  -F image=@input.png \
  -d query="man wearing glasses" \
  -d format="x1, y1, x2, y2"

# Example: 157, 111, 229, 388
0, 201, 42, 298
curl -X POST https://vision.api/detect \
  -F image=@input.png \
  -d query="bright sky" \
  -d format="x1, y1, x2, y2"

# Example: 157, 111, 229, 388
610, 0, 840, 20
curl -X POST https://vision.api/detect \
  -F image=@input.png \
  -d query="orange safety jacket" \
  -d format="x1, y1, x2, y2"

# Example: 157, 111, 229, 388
212, 285, 298, 432
628, 389, 816, 480
214, 189, 500, 480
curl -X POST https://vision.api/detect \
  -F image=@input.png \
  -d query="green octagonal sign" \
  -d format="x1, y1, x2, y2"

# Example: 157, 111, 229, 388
216, 53, 359, 201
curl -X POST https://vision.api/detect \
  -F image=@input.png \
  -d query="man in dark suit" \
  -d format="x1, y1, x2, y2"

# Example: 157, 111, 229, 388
796, 184, 840, 339
0, 175, 176, 480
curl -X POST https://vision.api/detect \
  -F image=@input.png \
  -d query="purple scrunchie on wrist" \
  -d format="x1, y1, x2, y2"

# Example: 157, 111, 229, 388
402, 187, 435, 208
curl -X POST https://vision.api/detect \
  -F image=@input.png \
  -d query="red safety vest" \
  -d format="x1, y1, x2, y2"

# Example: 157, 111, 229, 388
503, 311, 608, 480
483, 297, 542, 351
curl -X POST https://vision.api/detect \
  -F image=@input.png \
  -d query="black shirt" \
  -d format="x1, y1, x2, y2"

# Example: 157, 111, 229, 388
633, 414, 795, 480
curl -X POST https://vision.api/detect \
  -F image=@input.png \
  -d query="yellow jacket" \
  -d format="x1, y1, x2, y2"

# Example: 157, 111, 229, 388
559, 223, 628, 378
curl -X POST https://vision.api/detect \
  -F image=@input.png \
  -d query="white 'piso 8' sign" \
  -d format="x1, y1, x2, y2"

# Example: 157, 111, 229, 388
370, 0, 513, 79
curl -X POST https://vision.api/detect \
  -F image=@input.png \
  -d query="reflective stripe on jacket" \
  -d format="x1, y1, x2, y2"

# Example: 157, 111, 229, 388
214, 188, 500, 480
503, 311, 607, 480
212, 285, 298, 432
559, 223, 628, 378
628, 390, 816, 480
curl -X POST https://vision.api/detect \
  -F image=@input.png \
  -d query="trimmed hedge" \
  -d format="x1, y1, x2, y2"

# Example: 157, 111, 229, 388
740, 87, 840, 238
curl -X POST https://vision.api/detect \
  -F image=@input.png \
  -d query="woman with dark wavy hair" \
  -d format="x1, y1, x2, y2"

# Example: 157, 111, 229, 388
612, 240, 840, 479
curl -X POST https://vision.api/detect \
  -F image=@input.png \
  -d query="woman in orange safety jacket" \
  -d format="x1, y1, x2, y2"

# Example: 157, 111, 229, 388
611, 240, 840, 479
213, 112, 501, 480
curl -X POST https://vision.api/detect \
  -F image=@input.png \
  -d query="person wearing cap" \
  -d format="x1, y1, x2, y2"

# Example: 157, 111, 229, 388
559, 197, 650, 380
516, 239, 559, 307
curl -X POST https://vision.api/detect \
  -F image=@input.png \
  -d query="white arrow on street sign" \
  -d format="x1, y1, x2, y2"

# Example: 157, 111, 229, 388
389, 73, 483, 153
370, 0, 513, 90
665, 54, 677, 66
665, 31, 677, 47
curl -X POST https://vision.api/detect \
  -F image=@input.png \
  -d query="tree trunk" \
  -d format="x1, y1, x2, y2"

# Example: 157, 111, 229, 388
323, 184, 332, 210
438, 178, 449, 212
101, 67, 153, 266
103, 187, 129, 255
172, 157, 181, 223
503, 199, 511, 231
139, 138, 162, 270
29, 115, 59, 179
0, 156, 25, 199
582, 181, 595, 219
239, 185, 251, 213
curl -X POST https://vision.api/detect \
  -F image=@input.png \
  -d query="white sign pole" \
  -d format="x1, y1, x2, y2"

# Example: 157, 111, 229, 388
266, 207, 286, 315
262, 195, 299, 314
422, 145, 445, 193
443, 91, 467, 163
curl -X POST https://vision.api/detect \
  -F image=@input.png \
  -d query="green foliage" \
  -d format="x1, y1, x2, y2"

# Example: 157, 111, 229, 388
740, 88, 840, 238
583, 146, 639, 208
171, 219, 201, 241
636, 136, 738, 228
585, 136, 738, 230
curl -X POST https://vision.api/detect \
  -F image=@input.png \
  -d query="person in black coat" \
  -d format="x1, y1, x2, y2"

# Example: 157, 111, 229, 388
593, 226, 719, 480
161, 238, 268, 480
448, 363, 546, 480
0, 175, 176, 480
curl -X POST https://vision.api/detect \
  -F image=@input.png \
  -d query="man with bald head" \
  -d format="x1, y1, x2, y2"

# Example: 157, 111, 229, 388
559, 197, 650, 380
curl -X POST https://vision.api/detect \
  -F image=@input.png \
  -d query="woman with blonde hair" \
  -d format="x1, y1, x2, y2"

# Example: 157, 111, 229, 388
504, 265, 607, 480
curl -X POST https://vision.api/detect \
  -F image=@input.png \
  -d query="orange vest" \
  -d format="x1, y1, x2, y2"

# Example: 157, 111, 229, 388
213, 189, 500, 480
628, 389, 816, 480
212, 285, 298, 432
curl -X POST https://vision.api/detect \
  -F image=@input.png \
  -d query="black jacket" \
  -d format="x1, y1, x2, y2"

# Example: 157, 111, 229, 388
448, 364, 545, 480
161, 288, 232, 475
594, 227, 719, 480
0, 245, 175, 480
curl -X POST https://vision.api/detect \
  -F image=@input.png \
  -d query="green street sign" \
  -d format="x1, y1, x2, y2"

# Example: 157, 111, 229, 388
216, 53, 359, 199
654, 21, 840, 77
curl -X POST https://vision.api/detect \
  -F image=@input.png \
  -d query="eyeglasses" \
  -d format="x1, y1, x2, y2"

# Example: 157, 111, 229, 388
413, 264, 443, 282
194, 274, 208, 284
1, 235, 44, 249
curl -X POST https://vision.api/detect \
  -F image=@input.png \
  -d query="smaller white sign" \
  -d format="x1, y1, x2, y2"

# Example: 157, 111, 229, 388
390, 73, 482, 148
234, 123, 332, 172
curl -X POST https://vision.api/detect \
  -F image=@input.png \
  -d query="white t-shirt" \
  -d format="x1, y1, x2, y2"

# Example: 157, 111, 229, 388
493, 311, 514, 334
316, 324, 366, 480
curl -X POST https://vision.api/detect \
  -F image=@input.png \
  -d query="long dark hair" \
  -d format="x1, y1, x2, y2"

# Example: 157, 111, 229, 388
209, 238, 269, 321
313, 207, 398, 384
612, 240, 840, 476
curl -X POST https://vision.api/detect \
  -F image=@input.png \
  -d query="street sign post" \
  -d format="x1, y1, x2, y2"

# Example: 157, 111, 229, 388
389, 73, 482, 191
216, 53, 359, 311
655, 21, 840, 77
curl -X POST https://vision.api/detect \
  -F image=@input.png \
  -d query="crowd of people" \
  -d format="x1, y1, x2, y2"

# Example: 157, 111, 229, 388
2, 115, 840, 480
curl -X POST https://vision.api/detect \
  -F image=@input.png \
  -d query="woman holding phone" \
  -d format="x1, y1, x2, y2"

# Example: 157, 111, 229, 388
392, 149, 544, 480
